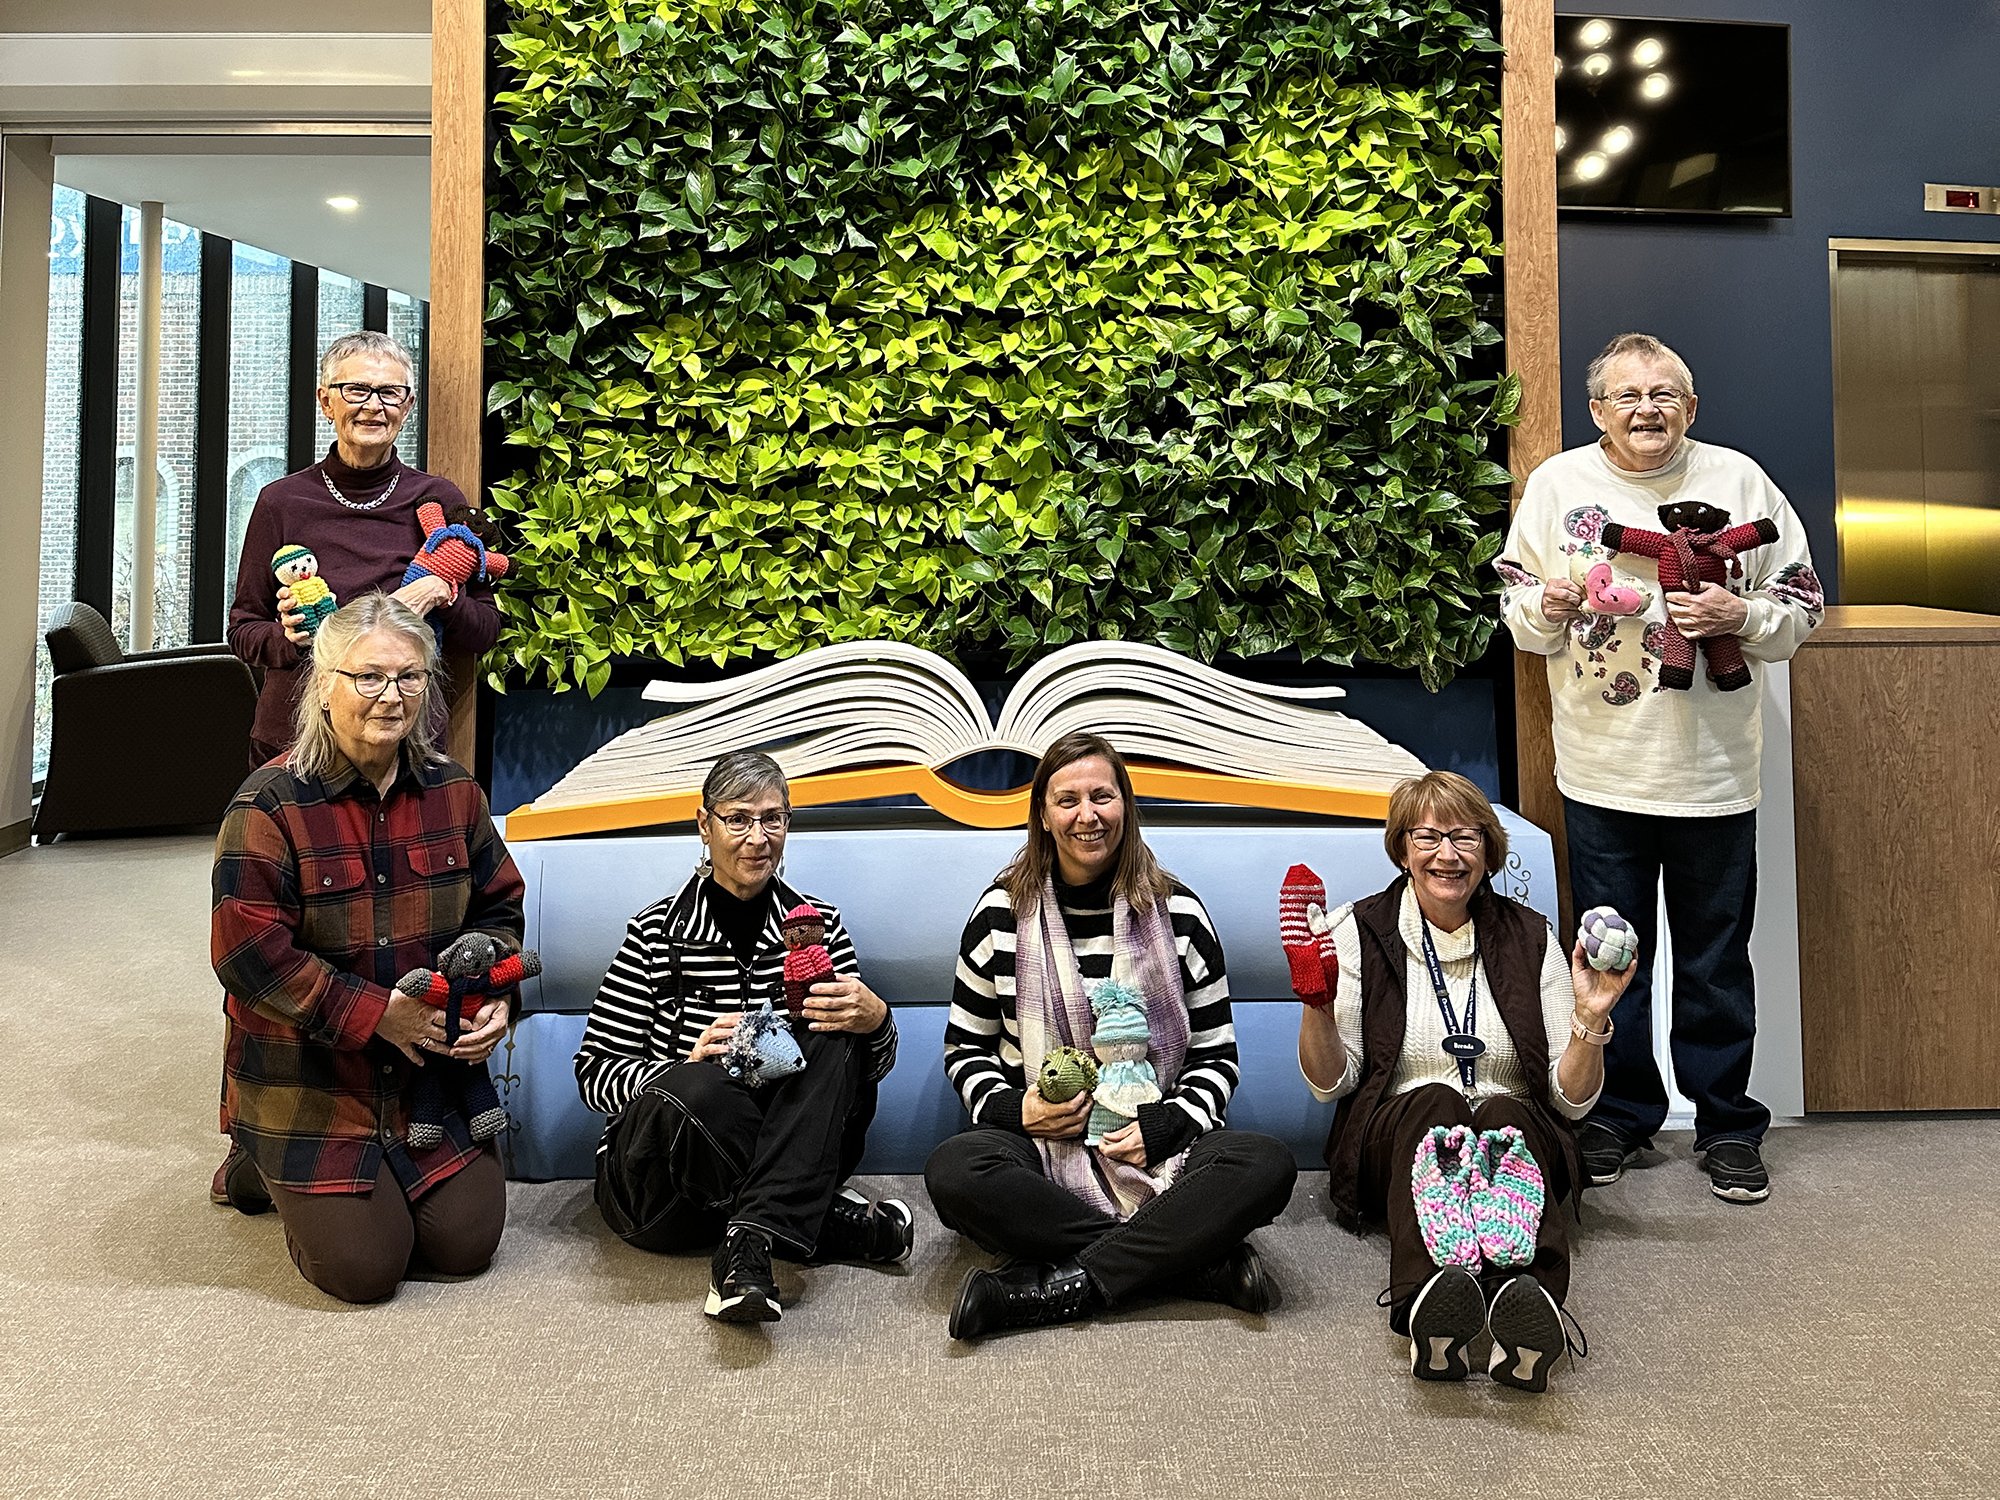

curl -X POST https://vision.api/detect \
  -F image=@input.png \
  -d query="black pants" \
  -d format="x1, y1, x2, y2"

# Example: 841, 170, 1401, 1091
924, 1126, 1297, 1304
1358, 1083, 1574, 1333
595, 1029, 874, 1259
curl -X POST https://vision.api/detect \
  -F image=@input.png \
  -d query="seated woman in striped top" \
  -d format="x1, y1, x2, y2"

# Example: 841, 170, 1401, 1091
927, 731, 1298, 1340
574, 750, 908, 1325
1294, 771, 1635, 1392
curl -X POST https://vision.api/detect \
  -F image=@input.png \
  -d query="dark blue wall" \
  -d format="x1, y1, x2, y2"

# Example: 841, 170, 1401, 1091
1557, 0, 2000, 600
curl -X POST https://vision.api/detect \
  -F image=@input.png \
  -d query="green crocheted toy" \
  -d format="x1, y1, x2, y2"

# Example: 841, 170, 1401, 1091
1037, 1045, 1100, 1104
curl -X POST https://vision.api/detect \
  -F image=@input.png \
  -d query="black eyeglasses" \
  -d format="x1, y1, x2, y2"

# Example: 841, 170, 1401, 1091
708, 808, 792, 837
329, 382, 414, 409
1407, 826, 1484, 853
333, 668, 430, 699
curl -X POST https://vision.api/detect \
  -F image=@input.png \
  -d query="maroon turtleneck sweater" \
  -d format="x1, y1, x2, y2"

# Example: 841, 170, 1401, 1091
227, 445, 503, 760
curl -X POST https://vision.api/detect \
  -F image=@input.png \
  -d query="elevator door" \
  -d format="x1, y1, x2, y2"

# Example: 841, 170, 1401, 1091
1832, 245, 2000, 614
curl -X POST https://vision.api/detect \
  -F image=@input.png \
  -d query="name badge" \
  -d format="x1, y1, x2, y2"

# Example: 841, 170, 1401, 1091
1440, 1033, 1487, 1061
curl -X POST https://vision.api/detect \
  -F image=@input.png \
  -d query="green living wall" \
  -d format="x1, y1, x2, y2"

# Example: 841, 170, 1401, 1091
487, 0, 1515, 693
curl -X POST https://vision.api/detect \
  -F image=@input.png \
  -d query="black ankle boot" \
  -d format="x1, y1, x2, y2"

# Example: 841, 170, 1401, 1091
949, 1260, 1098, 1340
1176, 1242, 1276, 1314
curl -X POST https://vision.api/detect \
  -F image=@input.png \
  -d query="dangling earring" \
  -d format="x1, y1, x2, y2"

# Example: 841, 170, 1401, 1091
695, 840, 713, 878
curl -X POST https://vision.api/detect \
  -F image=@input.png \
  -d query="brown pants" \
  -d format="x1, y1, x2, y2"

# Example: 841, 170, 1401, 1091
1358, 1082, 1573, 1332
268, 1150, 506, 1304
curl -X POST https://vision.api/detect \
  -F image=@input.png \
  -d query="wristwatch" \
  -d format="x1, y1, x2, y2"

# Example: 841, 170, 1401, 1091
1571, 1014, 1614, 1046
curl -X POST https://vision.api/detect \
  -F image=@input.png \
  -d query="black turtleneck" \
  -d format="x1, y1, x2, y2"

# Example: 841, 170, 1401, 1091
703, 877, 774, 967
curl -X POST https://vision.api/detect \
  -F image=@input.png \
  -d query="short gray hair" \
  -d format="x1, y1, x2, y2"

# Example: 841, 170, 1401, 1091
318, 330, 415, 389
701, 750, 789, 810
1585, 332, 1696, 401
288, 594, 446, 780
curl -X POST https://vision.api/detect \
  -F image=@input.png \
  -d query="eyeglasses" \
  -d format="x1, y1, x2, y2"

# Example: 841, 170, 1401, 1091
333, 668, 430, 699
328, 382, 415, 409
708, 808, 791, 837
1407, 826, 1484, 853
1598, 387, 1688, 412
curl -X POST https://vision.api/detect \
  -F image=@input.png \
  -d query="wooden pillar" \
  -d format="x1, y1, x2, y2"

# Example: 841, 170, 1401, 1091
431, 0, 485, 765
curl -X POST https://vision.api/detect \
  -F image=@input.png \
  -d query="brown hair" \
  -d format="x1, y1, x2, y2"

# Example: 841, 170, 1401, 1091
999, 731, 1173, 916
1382, 770, 1509, 874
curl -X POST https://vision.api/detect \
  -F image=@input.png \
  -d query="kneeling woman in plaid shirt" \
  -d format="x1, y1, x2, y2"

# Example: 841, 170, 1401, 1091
212, 595, 525, 1302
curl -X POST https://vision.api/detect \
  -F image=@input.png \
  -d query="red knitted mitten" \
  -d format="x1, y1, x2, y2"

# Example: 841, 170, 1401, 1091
1280, 863, 1333, 1006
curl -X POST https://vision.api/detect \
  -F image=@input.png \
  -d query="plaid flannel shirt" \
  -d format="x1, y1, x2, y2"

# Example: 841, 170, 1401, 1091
212, 750, 524, 1196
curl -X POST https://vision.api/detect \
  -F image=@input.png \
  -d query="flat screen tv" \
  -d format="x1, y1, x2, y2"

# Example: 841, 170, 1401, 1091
1555, 15, 1791, 217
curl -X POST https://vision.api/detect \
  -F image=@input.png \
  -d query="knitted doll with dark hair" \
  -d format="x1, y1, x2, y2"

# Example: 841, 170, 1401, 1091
272, 544, 337, 638
1602, 500, 1779, 692
395, 933, 539, 1149
780, 902, 835, 1021
402, 501, 511, 639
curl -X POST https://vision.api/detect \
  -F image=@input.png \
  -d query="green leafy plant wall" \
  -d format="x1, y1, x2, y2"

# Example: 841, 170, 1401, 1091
487, 0, 1516, 694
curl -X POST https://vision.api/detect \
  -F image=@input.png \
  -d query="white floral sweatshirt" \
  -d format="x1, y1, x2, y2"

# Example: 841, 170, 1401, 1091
1498, 438, 1824, 817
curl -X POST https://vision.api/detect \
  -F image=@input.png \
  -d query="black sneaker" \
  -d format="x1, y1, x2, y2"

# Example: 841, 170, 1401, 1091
705, 1226, 782, 1323
811, 1187, 915, 1265
1408, 1266, 1484, 1381
1699, 1139, 1771, 1204
1576, 1121, 1639, 1187
1486, 1274, 1567, 1393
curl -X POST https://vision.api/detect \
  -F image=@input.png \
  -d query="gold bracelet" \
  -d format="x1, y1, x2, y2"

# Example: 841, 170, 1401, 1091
1571, 1014, 1614, 1046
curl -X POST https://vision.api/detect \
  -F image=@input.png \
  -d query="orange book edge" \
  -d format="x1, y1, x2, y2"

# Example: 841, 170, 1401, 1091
504, 763, 1391, 840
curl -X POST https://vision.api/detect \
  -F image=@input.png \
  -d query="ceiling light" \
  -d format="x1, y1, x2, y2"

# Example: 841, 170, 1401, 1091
1631, 37, 1665, 68
1582, 52, 1613, 79
1576, 152, 1609, 182
1554, 125, 1568, 153
326, 196, 360, 212
1641, 72, 1672, 101
1602, 126, 1635, 155
1579, 18, 1614, 48
1554, 54, 1564, 75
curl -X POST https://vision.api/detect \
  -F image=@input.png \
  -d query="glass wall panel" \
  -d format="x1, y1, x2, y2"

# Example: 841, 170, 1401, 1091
314, 269, 365, 458
226, 243, 291, 602
35, 186, 86, 783
386, 289, 427, 467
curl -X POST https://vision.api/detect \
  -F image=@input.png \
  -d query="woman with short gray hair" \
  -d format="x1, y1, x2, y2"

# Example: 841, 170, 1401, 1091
576, 750, 908, 1325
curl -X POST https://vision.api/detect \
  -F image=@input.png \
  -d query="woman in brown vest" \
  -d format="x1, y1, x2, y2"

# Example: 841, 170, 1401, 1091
1296, 771, 1633, 1392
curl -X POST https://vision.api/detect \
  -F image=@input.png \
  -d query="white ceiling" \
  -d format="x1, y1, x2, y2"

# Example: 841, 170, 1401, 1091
55, 141, 432, 297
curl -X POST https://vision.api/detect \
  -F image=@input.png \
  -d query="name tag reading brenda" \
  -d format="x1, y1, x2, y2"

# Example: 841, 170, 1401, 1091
1441, 1033, 1487, 1061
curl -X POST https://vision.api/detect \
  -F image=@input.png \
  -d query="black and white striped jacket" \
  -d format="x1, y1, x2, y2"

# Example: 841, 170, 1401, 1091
574, 874, 899, 1146
942, 878, 1239, 1162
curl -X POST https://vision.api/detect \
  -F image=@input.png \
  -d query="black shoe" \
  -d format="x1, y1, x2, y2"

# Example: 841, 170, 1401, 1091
1486, 1274, 1567, 1393
949, 1260, 1097, 1341
1177, 1241, 1277, 1315
1576, 1121, 1639, 1187
1699, 1139, 1771, 1204
209, 1143, 272, 1216
811, 1187, 915, 1265
1408, 1266, 1484, 1381
705, 1226, 782, 1323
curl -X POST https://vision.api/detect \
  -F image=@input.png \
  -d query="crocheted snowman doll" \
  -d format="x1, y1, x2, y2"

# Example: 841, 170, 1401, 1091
1085, 978, 1161, 1146
272, 544, 338, 638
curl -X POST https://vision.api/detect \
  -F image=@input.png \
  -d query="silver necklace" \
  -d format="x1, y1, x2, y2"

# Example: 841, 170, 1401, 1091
321, 465, 400, 511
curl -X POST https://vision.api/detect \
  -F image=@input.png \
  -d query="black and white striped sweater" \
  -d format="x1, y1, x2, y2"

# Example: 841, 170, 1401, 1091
574, 874, 899, 1146
943, 876, 1239, 1163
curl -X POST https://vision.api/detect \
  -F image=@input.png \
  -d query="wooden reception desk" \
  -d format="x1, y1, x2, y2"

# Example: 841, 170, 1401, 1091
1792, 606, 2000, 1110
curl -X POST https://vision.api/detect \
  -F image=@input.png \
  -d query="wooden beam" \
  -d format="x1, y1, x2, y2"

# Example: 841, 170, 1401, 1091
1501, 0, 1565, 891
431, 0, 485, 764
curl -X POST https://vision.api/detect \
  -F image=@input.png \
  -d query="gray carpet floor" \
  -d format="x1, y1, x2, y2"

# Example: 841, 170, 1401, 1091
2, 834, 1995, 1499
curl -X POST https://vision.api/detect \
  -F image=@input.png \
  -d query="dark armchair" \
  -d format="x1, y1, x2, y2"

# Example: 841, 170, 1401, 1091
34, 602, 258, 839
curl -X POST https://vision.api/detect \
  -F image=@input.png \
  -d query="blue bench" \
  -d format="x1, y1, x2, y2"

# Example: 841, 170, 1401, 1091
494, 810, 1556, 1177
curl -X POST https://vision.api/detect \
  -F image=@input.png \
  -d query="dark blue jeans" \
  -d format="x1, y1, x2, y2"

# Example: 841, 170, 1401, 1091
1563, 796, 1769, 1149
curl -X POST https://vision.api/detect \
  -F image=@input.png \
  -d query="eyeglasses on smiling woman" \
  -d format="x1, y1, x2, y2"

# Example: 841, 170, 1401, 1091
709, 809, 792, 837
328, 382, 415, 409
1405, 826, 1485, 853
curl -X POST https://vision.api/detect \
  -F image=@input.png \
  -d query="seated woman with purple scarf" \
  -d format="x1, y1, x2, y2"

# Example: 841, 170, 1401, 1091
925, 731, 1298, 1340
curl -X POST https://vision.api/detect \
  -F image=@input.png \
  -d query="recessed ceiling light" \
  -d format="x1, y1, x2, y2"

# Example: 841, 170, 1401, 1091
326, 196, 360, 212
1602, 126, 1635, 155
1641, 72, 1672, 101
1579, 18, 1614, 48
1632, 38, 1665, 68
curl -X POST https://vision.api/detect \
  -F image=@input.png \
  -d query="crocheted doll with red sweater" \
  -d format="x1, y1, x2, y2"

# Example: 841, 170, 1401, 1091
402, 501, 511, 603
1602, 500, 1779, 692
395, 933, 540, 1149
780, 903, 835, 1021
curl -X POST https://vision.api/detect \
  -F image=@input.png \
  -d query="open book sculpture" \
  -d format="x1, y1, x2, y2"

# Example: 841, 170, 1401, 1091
504, 640, 1427, 839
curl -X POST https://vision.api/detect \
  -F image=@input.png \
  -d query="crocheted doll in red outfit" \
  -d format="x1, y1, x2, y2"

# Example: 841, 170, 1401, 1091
781, 903, 835, 1021
402, 501, 511, 606
395, 933, 540, 1150
1602, 501, 1779, 692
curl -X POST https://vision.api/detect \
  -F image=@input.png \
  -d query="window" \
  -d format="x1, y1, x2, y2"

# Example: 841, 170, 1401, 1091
314, 268, 365, 458
35, 186, 86, 783
227, 243, 291, 600
386, 288, 427, 466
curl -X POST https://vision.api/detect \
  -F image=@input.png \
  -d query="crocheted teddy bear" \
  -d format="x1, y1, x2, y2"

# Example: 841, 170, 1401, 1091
394, 933, 540, 1149
1602, 500, 1779, 691
272, 544, 337, 639
1084, 978, 1161, 1146
780, 902, 835, 1021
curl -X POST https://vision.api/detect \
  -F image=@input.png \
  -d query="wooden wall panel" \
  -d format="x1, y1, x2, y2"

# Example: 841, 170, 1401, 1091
1792, 608, 2000, 1109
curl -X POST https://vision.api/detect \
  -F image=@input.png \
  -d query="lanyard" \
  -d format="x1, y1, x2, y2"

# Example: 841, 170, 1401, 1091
1418, 918, 1483, 1090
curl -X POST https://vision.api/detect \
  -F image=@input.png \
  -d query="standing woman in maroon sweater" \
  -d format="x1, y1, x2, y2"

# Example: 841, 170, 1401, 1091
213, 330, 503, 1213
226, 330, 502, 767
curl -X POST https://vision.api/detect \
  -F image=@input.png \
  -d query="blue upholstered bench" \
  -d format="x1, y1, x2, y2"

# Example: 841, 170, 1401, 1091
493, 810, 1556, 1177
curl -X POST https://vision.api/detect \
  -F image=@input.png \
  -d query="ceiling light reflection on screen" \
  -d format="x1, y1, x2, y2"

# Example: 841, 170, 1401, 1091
1602, 126, 1635, 155
1554, 125, 1568, 153
1631, 38, 1665, 68
1582, 52, 1613, 79
1641, 72, 1672, 101
1576, 152, 1609, 182
1579, 18, 1613, 48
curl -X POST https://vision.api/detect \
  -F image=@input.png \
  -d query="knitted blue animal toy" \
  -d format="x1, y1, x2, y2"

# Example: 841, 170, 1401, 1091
1085, 978, 1161, 1146
722, 999, 805, 1087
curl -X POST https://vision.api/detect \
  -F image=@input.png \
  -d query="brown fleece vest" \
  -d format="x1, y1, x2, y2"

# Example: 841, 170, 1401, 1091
1323, 877, 1582, 1227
